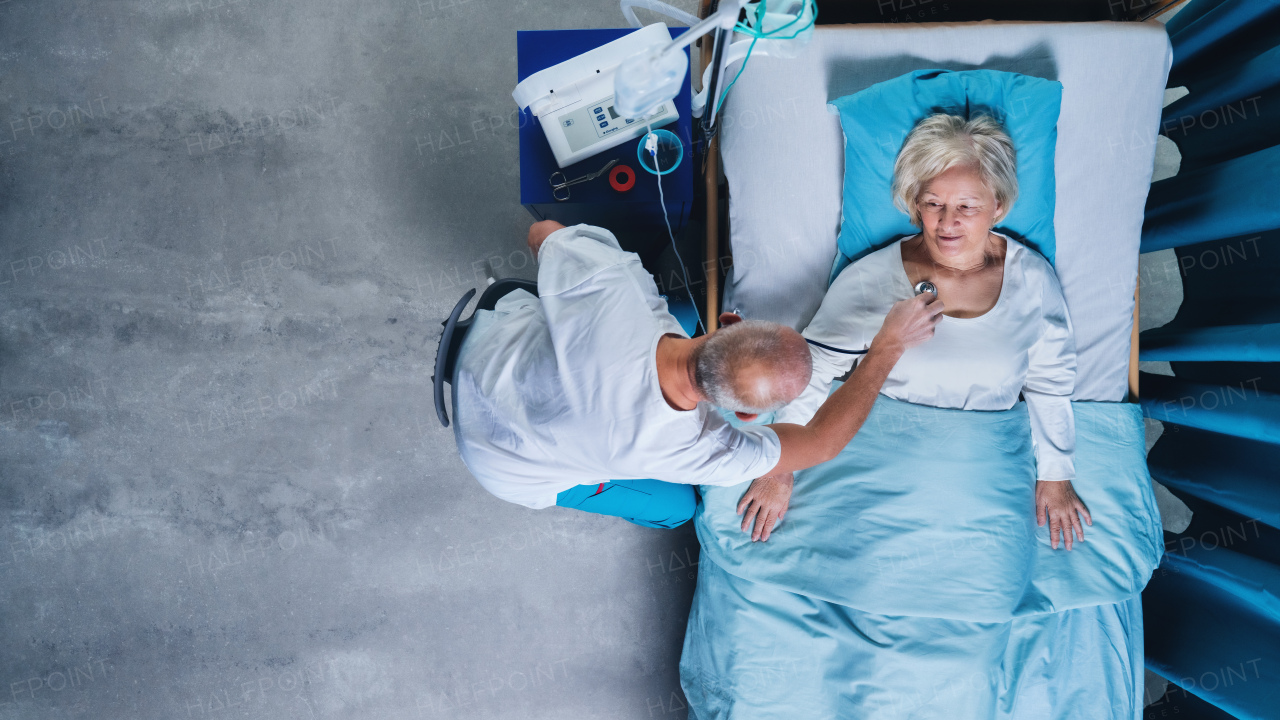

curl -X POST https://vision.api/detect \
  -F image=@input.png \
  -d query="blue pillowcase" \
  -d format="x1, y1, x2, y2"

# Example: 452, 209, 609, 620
827, 69, 1063, 282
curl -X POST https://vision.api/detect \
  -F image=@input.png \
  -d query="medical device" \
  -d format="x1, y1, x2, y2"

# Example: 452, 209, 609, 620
513, 24, 680, 168
515, 2, 816, 331
614, 0, 816, 131
549, 158, 619, 202
607, 1, 815, 337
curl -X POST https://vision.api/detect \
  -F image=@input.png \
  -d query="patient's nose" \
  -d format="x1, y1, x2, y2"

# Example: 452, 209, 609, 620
936, 207, 962, 233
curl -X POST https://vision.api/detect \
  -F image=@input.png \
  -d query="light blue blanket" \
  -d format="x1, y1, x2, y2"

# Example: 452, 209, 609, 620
680, 559, 1147, 719
681, 395, 1163, 718
696, 395, 1164, 622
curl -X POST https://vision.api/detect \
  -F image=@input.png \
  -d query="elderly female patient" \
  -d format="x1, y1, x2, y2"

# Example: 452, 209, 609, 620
739, 113, 1093, 550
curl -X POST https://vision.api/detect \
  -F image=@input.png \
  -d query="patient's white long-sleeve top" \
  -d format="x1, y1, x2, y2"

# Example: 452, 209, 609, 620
774, 234, 1077, 482
452, 224, 782, 509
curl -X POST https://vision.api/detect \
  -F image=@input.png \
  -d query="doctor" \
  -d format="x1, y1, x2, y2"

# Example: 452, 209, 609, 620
451, 220, 941, 530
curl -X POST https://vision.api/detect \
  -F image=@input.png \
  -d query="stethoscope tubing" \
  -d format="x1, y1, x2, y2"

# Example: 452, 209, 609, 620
805, 338, 868, 355
801, 282, 937, 356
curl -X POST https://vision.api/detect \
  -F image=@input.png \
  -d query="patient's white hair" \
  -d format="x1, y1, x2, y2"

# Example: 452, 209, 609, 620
891, 113, 1018, 226
694, 320, 813, 414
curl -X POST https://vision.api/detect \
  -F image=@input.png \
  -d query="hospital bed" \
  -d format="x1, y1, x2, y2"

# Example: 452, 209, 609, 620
706, 21, 1172, 403
681, 16, 1174, 719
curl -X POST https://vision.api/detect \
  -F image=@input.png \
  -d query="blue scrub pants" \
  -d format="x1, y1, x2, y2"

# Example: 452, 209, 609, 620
555, 479, 696, 529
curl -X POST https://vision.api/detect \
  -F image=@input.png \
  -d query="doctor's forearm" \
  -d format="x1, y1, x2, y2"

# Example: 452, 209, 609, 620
766, 341, 901, 475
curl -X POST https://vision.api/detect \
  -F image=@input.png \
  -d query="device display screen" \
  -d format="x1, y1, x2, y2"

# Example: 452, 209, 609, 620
607, 106, 619, 119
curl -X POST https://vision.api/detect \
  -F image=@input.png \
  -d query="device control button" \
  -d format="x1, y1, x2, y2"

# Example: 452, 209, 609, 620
595, 114, 605, 121
593, 106, 603, 113
598, 121, 607, 128
562, 119, 573, 127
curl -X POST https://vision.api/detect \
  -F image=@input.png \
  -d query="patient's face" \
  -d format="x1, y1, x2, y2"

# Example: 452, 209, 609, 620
915, 165, 1001, 260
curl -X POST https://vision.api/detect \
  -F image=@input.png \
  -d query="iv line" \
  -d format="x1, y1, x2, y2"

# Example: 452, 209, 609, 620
647, 124, 706, 336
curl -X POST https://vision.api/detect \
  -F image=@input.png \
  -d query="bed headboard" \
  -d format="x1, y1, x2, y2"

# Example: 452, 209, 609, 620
816, 0, 1185, 24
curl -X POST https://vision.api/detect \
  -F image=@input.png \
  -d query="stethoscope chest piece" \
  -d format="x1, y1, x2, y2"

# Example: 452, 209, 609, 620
914, 281, 938, 298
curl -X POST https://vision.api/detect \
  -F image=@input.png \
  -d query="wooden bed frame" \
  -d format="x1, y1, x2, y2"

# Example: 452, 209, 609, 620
693, 0, 1159, 403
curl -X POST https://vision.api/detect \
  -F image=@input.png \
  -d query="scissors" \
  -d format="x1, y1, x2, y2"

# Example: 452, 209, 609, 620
550, 158, 619, 202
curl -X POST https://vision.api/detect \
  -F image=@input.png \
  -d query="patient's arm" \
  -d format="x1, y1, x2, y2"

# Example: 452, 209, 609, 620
764, 293, 942, 477
1025, 259, 1087, 549
1024, 261, 1078, 483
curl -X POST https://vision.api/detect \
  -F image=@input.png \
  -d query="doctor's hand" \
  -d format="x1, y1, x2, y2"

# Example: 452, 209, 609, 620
737, 472, 794, 542
1036, 479, 1093, 551
873, 293, 944, 354
527, 220, 565, 260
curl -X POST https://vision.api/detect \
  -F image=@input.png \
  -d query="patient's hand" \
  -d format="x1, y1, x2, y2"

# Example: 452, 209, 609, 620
1036, 480, 1093, 551
737, 472, 794, 542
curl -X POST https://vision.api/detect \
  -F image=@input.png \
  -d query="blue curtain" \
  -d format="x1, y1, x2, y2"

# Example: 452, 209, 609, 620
1139, 3, 1280, 717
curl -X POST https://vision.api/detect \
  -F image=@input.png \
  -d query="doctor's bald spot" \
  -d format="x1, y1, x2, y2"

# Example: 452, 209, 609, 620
694, 320, 812, 415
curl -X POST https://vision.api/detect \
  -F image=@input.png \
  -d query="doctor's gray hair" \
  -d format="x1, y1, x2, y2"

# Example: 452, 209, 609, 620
694, 320, 813, 415
891, 113, 1018, 226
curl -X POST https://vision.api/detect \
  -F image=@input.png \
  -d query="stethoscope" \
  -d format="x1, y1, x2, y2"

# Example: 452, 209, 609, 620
734, 281, 937, 357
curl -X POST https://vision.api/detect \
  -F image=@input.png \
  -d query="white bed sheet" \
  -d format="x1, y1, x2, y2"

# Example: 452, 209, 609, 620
719, 21, 1172, 402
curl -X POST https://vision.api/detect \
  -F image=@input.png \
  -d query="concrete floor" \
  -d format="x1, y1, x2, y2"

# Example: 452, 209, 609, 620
0, 2, 704, 719
0, 2, 1185, 719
